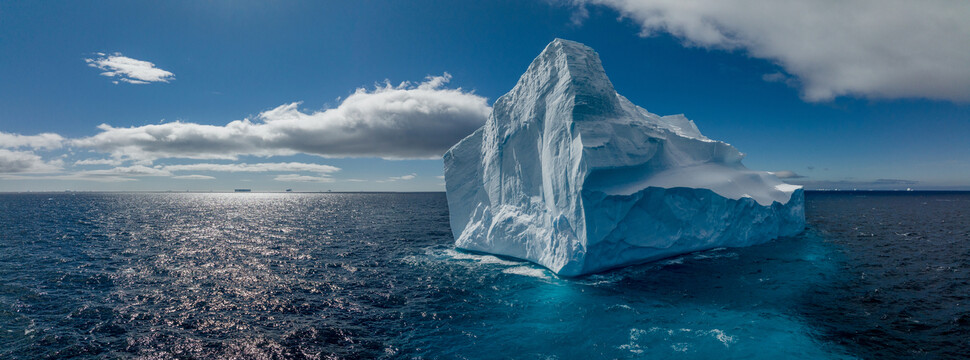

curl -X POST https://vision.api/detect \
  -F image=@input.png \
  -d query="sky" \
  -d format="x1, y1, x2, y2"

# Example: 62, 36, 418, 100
1, 0, 968, 192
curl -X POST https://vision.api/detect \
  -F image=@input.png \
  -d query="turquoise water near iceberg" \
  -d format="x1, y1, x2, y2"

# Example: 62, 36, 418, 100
1, 192, 967, 359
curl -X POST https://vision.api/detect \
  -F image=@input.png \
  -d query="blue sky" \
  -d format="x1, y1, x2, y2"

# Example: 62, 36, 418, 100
1, 0, 968, 191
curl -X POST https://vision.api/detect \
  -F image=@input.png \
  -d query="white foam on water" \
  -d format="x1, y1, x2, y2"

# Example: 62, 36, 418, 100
502, 266, 551, 279
444, 248, 523, 266
607, 304, 635, 312
660, 257, 685, 266
706, 329, 736, 347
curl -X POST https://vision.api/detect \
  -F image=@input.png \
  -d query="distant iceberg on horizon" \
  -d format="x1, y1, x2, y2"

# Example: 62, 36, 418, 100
443, 39, 805, 276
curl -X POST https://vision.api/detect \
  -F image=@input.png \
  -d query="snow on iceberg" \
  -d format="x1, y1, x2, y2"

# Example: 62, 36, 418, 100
443, 39, 805, 277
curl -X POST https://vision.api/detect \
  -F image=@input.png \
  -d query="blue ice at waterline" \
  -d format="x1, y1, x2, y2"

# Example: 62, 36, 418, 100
405, 229, 852, 359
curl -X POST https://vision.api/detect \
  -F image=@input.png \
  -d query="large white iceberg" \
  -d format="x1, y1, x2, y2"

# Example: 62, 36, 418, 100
443, 39, 805, 277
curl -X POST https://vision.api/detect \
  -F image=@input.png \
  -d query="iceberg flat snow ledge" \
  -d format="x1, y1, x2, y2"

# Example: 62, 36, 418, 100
443, 39, 805, 276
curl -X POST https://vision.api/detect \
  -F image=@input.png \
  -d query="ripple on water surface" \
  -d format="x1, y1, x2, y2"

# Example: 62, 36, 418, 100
0, 191, 968, 359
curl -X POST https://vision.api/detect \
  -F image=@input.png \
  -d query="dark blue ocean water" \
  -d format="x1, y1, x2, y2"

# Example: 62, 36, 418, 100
0, 192, 967, 359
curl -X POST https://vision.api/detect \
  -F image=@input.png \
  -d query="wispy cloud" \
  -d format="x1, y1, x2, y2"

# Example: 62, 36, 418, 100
391, 173, 416, 181
172, 174, 215, 180
770, 170, 805, 179
74, 165, 172, 178
273, 174, 335, 182
63, 162, 341, 182
72, 73, 489, 160
85, 52, 174, 84
162, 162, 340, 174
573, 0, 970, 102
5, 159, 346, 182
0, 174, 137, 182
0, 163, 163, 181
74, 158, 124, 166
788, 178, 919, 190
378, 173, 417, 182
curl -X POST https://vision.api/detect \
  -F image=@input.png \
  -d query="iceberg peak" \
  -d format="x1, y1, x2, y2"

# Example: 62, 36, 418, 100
510, 38, 621, 119
541, 38, 610, 79
444, 39, 805, 276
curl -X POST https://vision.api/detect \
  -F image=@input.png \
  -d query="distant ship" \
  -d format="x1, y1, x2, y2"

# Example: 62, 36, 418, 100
285, 189, 293, 192
234, 189, 252, 192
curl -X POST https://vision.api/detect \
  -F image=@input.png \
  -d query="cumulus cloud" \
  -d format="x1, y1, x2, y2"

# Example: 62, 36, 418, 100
72, 73, 490, 160
574, 0, 970, 102
0, 149, 62, 173
0, 131, 64, 150
85, 53, 175, 84
273, 174, 335, 182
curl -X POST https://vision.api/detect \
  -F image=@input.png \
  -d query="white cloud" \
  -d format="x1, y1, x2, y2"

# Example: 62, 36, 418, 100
0, 162, 169, 181
273, 174, 335, 182
0, 131, 64, 150
770, 170, 805, 179
74, 158, 124, 166
0, 174, 138, 182
173, 174, 215, 180
390, 173, 417, 181
85, 52, 175, 84
29, 165, 173, 182
72, 73, 490, 160
75, 165, 172, 178
575, 0, 970, 102
73, 162, 340, 181
378, 173, 417, 182
2, 164, 177, 182
162, 162, 340, 174
0, 149, 62, 173
4, 159, 345, 182
787, 178, 919, 190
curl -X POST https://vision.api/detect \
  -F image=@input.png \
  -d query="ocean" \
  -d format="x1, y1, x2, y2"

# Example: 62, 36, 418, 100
0, 191, 967, 359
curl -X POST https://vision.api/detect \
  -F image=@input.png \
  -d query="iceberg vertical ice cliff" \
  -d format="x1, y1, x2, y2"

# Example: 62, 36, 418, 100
443, 39, 805, 276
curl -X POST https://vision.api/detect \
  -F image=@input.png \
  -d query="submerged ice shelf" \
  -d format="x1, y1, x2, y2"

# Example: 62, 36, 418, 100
443, 39, 805, 276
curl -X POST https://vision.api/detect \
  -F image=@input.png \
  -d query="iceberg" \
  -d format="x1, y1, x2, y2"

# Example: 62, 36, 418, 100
443, 39, 805, 277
